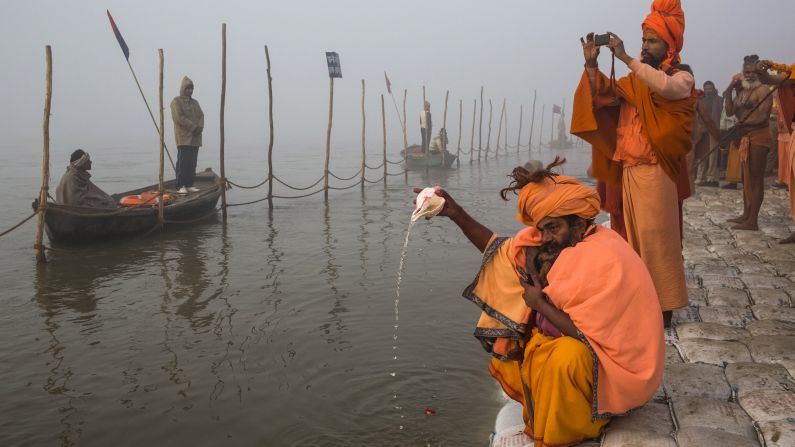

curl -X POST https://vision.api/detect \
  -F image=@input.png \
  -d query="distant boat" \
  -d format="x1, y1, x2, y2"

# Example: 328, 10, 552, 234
42, 168, 222, 243
400, 145, 457, 170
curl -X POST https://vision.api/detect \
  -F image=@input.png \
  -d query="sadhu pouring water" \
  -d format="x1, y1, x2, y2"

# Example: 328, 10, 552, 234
418, 158, 664, 446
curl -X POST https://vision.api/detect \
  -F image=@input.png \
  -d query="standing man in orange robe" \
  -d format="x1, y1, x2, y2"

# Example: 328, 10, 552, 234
571, 0, 695, 326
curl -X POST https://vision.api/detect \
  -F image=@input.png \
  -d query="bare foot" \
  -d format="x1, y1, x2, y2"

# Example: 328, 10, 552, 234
732, 221, 759, 231
727, 215, 748, 223
780, 232, 795, 244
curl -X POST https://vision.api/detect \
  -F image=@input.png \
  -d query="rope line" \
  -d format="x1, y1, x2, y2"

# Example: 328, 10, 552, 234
0, 211, 38, 239
227, 178, 269, 190
363, 177, 383, 184
272, 175, 324, 191
272, 189, 325, 200
385, 171, 406, 177
328, 168, 363, 181
385, 158, 404, 165
364, 162, 384, 170
163, 207, 220, 224
328, 181, 362, 191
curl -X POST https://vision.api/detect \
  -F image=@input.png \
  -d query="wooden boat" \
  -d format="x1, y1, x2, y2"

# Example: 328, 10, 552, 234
400, 145, 458, 170
42, 168, 222, 243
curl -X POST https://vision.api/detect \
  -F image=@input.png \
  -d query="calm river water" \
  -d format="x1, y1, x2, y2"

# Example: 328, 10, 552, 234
0, 142, 592, 446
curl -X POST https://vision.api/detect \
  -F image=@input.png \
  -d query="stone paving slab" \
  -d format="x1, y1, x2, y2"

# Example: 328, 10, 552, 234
752, 305, 795, 323
675, 427, 760, 447
685, 288, 708, 307
741, 274, 794, 290
698, 273, 746, 289
672, 397, 757, 440
737, 389, 795, 422
749, 288, 792, 307
756, 419, 795, 447
724, 362, 795, 398
671, 307, 701, 325
698, 305, 755, 327
744, 335, 795, 365
606, 402, 673, 435
706, 287, 750, 307
675, 322, 750, 341
665, 344, 683, 364
602, 429, 676, 447
745, 319, 795, 337
676, 338, 752, 365
663, 363, 731, 400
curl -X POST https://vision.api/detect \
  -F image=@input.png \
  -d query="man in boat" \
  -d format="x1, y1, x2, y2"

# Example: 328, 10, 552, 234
571, 0, 694, 326
420, 101, 433, 153
170, 76, 205, 194
755, 60, 795, 243
55, 149, 118, 208
419, 158, 664, 446
427, 128, 448, 152
724, 55, 774, 231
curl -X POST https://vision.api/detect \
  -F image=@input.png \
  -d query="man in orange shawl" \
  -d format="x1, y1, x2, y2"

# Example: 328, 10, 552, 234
420, 159, 664, 446
757, 61, 795, 243
571, 0, 695, 325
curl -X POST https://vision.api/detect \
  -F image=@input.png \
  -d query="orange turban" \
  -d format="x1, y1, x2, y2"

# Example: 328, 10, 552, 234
516, 175, 601, 227
642, 0, 685, 68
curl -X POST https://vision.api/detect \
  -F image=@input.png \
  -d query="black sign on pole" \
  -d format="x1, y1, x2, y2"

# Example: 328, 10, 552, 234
325, 52, 342, 79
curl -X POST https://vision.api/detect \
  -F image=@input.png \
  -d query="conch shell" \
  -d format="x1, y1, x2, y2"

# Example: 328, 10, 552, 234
411, 187, 445, 222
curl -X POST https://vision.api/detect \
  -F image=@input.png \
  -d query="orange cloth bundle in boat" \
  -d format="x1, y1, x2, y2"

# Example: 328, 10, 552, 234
119, 192, 174, 207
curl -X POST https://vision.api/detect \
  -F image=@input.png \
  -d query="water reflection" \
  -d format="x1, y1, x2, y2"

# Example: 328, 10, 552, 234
320, 203, 349, 351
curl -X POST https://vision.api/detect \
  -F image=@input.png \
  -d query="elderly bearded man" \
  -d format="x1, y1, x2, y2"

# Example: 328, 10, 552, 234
725, 55, 774, 231
417, 159, 664, 446
571, 0, 695, 326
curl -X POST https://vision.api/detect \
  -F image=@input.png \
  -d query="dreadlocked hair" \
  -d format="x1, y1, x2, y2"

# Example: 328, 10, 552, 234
500, 156, 567, 201
744, 54, 760, 66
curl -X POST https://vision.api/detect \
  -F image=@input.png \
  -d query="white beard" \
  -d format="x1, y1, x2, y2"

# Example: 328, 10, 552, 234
741, 79, 761, 90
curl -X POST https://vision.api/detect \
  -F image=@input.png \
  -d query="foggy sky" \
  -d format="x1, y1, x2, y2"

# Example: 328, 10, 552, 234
2, 0, 793, 161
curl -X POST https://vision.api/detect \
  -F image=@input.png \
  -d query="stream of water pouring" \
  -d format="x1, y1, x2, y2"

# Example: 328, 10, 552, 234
392, 220, 415, 430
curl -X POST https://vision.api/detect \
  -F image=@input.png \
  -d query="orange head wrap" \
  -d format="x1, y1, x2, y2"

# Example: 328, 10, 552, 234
642, 0, 685, 69
516, 175, 601, 227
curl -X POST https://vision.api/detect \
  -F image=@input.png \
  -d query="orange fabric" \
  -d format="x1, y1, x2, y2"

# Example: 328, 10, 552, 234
571, 69, 696, 185
622, 163, 688, 311
596, 180, 626, 240
543, 226, 665, 414
789, 136, 795, 222
725, 141, 742, 183
642, 0, 685, 70
515, 175, 600, 227
739, 127, 774, 164
472, 227, 665, 417
489, 331, 610, 446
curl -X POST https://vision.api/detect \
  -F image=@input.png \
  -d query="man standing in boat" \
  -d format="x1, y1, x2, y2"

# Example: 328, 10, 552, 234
170, 76, 205, 194
420, 101, 432, 153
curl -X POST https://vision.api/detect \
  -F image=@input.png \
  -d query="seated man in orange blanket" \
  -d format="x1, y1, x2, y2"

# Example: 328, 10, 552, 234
571, 0, 695, 326
421, 159, 664, 446
725, 55, 774, 231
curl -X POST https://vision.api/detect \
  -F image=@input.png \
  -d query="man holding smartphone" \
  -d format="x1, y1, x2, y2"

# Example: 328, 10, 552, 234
571, 0, 696, 327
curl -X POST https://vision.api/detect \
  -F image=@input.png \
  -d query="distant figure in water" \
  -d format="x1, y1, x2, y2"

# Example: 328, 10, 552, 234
418, 157, 664, 446
420, 101, 432, 153
427, 128, 448, 152
55, 149, 117, 208
170, 76, 204, 194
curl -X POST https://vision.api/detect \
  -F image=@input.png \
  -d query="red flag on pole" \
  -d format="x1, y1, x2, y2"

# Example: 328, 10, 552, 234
384, 71, 392, 94
552, 104, 562, 115
106, 10, 130, 60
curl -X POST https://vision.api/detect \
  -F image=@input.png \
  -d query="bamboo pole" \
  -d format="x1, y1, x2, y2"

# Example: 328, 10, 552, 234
470, 99, 476, 163
381, 94, 387, 186
486, 99, 493, 157
539, 104, 545, 148
324, 76, 334, 200
34, 45, 52, 263
220, 23, 228, 219
503, 100, 508, 155
402, 89, 408, 182
265, 45, 274, 209
528, 89, 537, 152
423, 85, 428, 174
157, 49, 165, 228
441, 90, 449, 168
478, 86, 483, 160
456, 99, 462, 167
495, 98, 505, 157
517, 104, 523, 153
360, 79, 366, 189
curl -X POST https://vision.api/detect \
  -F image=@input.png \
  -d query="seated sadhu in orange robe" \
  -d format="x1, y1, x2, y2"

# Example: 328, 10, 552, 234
571, 0, 695, 324
758, 61, 795, 243
420, 159, 664, 446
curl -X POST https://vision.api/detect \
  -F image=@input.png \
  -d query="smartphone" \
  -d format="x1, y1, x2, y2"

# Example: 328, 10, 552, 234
594, 34, 610, 47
